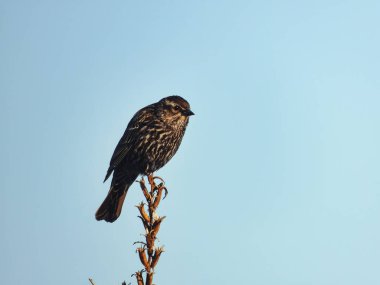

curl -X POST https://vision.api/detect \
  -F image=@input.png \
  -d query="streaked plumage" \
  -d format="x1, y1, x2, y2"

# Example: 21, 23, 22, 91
96, 96, 194, 222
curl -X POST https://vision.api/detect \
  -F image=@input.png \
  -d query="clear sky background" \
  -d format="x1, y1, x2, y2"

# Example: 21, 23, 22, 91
1, 1, 379, 284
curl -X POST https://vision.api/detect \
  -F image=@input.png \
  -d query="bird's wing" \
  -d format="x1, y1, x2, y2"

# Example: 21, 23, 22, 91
103, 105, 154, 182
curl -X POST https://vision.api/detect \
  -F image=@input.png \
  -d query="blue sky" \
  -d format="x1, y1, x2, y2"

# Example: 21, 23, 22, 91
1, 0, 379, 284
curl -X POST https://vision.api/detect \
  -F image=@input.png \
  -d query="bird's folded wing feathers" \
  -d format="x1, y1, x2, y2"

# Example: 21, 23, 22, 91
106, 105, 155, 174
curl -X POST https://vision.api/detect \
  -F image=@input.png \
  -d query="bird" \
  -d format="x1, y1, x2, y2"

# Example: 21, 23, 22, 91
96, 96, 194, 223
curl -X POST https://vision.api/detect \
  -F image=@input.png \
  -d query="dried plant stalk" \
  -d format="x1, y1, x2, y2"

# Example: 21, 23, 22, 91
134, 271, 144, 285
134, 174, 166, 285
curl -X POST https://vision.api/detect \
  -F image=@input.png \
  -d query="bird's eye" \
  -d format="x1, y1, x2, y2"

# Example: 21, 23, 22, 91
174, 106, 180, 111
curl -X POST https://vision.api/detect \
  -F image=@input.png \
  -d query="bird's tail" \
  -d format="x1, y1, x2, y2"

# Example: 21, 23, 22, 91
95, 185, 129, 223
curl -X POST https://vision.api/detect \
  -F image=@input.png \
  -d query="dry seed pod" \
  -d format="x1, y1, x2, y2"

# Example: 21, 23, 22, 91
136, 247, 150, 272
148, 175, 157, 193
151, 247, 164, 269
152, 188, 163, 209
151, 210, 159, 223
137, 216, 149, 231
135, 271, 144, 285
139, 178, 151, 202
136, 202, 150, 223
132, 270, 145, 285
151, 217, 166, 238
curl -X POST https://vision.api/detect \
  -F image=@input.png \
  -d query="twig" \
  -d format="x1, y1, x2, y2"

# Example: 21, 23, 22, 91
89, 175, 167, 285
134, 174, 167, 285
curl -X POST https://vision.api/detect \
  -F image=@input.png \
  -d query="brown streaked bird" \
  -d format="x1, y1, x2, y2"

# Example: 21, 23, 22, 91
96, 96, 194, 223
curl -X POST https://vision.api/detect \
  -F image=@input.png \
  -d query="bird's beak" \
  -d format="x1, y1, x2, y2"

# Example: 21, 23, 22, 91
183, 109, 195, 116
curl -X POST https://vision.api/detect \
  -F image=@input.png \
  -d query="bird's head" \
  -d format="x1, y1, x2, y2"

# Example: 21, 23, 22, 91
158, 96, 194, 127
